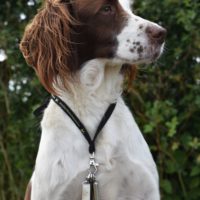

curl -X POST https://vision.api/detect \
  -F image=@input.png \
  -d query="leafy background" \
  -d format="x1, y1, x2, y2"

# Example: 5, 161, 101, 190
0, 0, 200, 199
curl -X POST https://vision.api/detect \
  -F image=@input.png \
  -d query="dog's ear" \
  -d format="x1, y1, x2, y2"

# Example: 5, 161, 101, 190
121, 64, 137, 89
20, 0, 77, 94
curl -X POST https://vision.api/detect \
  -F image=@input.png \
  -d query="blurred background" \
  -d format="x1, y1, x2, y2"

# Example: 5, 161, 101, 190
0, 0, 200, 199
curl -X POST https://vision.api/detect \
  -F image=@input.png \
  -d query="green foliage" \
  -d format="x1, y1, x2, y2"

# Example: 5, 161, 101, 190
0, 1, 44, 199
0, 0, 200, 199
126, 1, 200, 199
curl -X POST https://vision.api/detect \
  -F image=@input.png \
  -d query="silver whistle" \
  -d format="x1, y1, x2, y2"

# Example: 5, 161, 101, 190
82, 181, 91, 200
82, 153, 100, 200
82, 180, 99, 200
93, 181, 99, 200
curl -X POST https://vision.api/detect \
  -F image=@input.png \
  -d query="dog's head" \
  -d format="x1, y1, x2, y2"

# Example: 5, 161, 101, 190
20, 0, 166, 94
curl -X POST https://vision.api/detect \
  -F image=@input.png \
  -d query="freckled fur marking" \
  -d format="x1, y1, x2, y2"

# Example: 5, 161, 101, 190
139, 24, 143, 29
116, 0, 165, 64
137, 46, 144, 54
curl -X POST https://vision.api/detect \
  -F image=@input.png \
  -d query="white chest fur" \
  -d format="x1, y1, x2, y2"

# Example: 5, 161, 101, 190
31, 60, 160, 200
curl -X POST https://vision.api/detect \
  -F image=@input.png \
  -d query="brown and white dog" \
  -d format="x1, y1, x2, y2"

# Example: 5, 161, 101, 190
20, 0, 166, 199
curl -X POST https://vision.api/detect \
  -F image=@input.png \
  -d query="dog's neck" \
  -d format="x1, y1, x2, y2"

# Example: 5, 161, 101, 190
57, 59, 124, 113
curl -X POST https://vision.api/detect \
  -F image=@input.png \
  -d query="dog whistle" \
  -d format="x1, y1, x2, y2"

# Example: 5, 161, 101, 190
82, 181, 91, 200
82, 153, 100, 200
93, 181, 99, 200
82, 180, 99, 200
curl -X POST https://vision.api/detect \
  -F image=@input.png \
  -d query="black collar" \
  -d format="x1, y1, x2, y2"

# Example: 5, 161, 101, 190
51, 95, 116, 154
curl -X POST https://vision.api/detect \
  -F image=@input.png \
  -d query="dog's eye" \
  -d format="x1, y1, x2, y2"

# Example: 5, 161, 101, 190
100, 5, 114, 14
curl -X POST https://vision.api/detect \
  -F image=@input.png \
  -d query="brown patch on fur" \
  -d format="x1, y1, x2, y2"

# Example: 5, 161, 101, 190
20, 0, 128, 94
75, 0, 128, 62
24, 181, 32, 200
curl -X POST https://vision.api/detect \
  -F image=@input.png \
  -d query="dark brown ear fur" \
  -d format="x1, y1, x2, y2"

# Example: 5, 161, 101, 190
20, 0, 77, 94
121, 64, 138, 89
127, 64, 137, 84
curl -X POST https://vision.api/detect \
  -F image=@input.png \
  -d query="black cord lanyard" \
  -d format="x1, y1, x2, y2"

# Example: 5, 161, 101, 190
51, 95, 116, 154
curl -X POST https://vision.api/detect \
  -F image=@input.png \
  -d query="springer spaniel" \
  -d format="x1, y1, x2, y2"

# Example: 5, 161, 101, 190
20, 0, 166, 200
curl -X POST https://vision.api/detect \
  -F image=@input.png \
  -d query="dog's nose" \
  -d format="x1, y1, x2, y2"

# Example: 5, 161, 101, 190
146, 26, 167, 44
